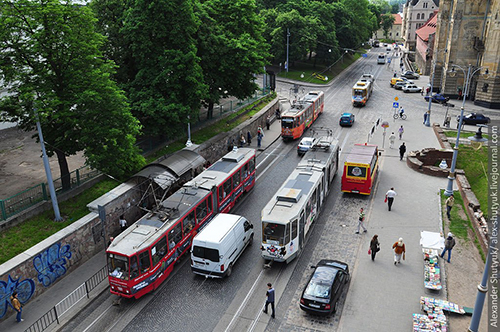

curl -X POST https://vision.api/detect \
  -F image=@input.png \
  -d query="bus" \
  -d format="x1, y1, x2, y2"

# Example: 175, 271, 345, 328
352, 80, 373, 106
261, 136, 339, 264
281, 91, 324, 140
341, 143, 379, 195
107, 147, 256, 299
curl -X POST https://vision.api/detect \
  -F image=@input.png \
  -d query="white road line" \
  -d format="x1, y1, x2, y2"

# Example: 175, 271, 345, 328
224, 269, 265, 332
82, 304, 114, 332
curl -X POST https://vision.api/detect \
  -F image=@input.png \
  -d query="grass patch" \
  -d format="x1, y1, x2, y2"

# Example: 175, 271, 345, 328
440, 190, 471, 240
278, 52, 363, 84
146, 91, 277, 163
443, 129, 489, 140
0, 179, 119, 264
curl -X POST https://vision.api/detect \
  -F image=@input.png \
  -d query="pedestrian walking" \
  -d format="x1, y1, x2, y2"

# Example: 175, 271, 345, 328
247, 131, 252, 146
399, 142, 406, 161
258, 126, 265, 138
266, 116, 271, 130
398, 125, 404, 140
10, 291, 23, 322
392, 238, 406, 265
440, 232, 456, 263
369, 235, 380, 261
445, 194, 455, 219
239, 133, 246, 147
393, 72, 397, 78
420, 87, 424, 96
263, 282, 275, 318
389, 132, 396, 149
257, 131, 263, 148
355, 208, 367, 234
385, 187, 397, 211
108, 236, 114, 247
119, 215, 127, 232
426, 86, 431, 95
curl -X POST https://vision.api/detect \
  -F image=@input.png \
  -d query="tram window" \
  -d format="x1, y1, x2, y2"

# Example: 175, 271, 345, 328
306, 199, 311, 220
196, 200, 208, 222
170, 222, 182, 246
152, 236, 168, 267
249, 158, 255, 173
233, 170, 241, 188
130, 255, 139, 279
284, 223, 290, 244
262, 222, 286, 245
183, 211, 196, 233
242, 163, 249, 179
207, 195, 213, 215
108, 253, 129, 280
292, 219, 298, 239
139, 250, 151, 274
224, 179, 232, 195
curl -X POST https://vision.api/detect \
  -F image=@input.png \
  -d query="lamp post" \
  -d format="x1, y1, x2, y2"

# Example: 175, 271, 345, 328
424, 49, 447, 127
186, 115, 192, 147
286, 28, 290, 73
444, 64, 488, 196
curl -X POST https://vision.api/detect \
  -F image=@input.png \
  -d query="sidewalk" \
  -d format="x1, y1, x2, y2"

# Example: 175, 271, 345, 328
0, 115, 285, 332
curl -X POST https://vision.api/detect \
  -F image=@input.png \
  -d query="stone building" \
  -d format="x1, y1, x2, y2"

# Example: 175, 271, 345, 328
374, 13, 404, 42
433, 0, 500, 108
402, 0, 440, 54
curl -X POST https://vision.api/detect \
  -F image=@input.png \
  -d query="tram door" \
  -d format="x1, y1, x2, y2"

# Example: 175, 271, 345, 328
299, 211, 305, 249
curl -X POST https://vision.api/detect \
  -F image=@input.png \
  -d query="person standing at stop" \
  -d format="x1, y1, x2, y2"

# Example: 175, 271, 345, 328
263, 283, 275, 318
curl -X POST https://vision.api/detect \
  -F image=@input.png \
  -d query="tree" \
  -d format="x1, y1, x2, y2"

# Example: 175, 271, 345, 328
120, 0, 206, 137
195, 0, 269, 119
0, 0, 145, 190
380, 13, 396, 39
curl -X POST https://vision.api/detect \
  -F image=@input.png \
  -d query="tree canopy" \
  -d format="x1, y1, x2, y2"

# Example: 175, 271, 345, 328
0, 0, 145, 187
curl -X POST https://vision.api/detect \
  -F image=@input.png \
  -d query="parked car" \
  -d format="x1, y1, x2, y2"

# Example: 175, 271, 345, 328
401, 70, 420, 79
339, 112, 355, 127
297, 137, 317, 155
457, 113, 491, 125
424, 93, 450, 104
402, 84, 422, 93
394, 80, 414, 90
390, 77, 413, 87
299, 260, 350, 315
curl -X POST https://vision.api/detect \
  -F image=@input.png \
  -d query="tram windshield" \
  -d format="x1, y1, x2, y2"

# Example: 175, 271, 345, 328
107, 253, 129, 280
262, 222, 286, 245
281, 117, 294, 128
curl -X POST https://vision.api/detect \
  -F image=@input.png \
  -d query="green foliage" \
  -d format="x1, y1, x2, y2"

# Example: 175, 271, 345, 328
0, 0, 145, 179
440, 190, 471, 240
380, 13, 395, 39
0, 180, 119, 264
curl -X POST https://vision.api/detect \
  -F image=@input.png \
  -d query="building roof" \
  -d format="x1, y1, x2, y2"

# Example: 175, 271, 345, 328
416, 10, 438, 42
406, 0, 439, 7
393, 13, 402, 25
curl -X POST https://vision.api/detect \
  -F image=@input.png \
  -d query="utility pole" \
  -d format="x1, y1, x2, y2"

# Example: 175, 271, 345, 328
286, 28, 290, 73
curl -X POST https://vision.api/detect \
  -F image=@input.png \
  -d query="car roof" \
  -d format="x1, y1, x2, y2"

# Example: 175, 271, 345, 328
341, 112, 353, 117
300, 137, 315, 142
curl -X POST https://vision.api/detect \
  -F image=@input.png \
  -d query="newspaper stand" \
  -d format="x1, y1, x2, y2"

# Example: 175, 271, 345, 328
423, 248, 442, 290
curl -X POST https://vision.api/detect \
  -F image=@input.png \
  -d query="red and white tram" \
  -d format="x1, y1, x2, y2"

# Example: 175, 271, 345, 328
107, 148, 256, 299
281, 91, 324, 140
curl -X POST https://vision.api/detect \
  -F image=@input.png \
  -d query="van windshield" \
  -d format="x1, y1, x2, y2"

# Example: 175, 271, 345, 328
193, 246, 220, 262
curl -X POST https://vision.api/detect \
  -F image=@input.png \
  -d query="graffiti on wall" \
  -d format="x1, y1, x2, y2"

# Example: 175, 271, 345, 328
0, 275, 35, 318
33, 242, 72, 287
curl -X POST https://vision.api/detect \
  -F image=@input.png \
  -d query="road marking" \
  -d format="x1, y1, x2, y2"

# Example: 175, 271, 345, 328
82, 305, 113, 332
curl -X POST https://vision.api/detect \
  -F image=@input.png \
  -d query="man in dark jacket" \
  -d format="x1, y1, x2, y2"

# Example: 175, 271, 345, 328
399, 142, 406, 161
440, 232, 456, 263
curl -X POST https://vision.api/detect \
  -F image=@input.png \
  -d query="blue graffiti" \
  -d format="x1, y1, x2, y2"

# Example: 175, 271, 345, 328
0, 275, 35, 318
33, 242, 72, 287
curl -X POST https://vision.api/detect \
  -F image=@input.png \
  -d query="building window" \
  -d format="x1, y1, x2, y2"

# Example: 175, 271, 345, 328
423, 3, 428, 8
430, 13, 433, 19
396, 32, 399, 36
417, 13, 420, 19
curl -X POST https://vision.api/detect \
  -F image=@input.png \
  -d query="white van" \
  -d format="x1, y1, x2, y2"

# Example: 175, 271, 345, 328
377, 54, 386, 64
191, 213, 254, 278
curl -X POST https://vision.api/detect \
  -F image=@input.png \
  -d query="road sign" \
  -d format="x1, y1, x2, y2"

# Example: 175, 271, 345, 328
381, 121, 389, 128
393, 102, 399, 108
394, 97, 399, 101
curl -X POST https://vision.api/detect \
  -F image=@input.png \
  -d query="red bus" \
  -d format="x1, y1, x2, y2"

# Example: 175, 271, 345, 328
107, 148, 256, 299
281, 91, 324, 140
341, 144, 379, 195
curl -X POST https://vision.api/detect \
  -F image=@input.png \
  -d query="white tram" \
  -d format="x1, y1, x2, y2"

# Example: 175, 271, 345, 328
260, 137, 339, 263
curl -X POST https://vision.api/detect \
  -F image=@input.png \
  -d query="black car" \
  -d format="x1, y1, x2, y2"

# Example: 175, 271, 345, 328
299, 260, 350, 315
401, 70, 420, 79
424, 93, 450, 104
457, 112, 491, 125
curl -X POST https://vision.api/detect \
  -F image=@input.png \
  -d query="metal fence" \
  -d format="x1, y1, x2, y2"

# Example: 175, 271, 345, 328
0, 166, 101, 221
24, 266, 108, 332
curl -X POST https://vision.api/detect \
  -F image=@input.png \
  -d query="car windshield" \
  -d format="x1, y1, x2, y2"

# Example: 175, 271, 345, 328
304, 281, 331, 299
301, 140, 312, 146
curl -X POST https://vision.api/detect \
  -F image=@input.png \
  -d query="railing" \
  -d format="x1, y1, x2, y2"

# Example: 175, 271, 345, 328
0, 166, 101, 221
24, 266, 108, 332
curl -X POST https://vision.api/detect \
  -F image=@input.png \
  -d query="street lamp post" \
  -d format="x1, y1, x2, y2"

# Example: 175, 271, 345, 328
286, 28, 290, 73
424, 49, 447, 127
444, 64, 488, 196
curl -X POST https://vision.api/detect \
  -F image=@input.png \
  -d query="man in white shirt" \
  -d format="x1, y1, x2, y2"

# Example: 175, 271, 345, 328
119, 215, 127, 232
386, 188, 397, 211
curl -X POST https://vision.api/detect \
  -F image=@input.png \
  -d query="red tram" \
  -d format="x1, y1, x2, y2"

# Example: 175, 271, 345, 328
107, 148, 256, 299
281, 91, 325, 140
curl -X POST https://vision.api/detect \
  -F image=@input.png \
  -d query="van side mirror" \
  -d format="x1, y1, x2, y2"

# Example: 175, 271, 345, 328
250, 224, 254, 229
310, 265, 316, 269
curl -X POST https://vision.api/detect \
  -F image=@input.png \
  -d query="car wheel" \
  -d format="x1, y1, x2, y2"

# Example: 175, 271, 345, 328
226, 264, 233, 277
333, 300, 339, 313
404, 90, 408, 93
248, 233, 254, 246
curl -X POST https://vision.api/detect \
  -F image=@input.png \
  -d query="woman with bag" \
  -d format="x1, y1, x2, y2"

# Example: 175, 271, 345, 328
392, 237, 406, 265
369, 235, 380, 261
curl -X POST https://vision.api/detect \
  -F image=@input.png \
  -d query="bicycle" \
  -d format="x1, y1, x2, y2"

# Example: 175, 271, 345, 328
393, 110, 407, 120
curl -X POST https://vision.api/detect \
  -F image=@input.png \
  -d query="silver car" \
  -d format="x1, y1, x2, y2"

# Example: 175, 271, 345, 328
402, 84, 422, 93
